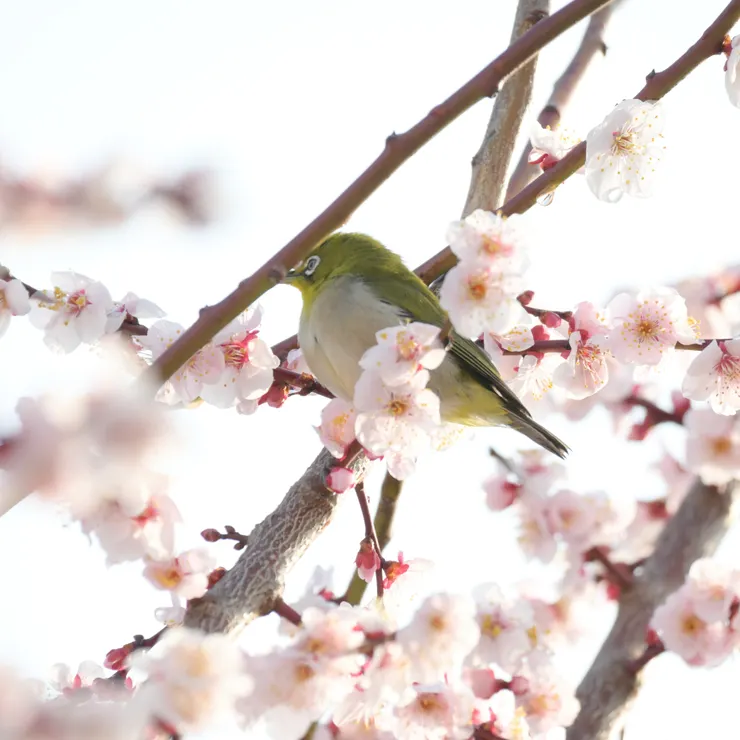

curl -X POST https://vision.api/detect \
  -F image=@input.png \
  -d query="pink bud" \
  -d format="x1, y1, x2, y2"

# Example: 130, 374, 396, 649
531, 324, 550, 341
517, 290, 535, 306
508, 675, 530, 696
104, 646, 132, 671
540, 311, 562, 328
326, 467, 356, 493
200, 528, 221, 542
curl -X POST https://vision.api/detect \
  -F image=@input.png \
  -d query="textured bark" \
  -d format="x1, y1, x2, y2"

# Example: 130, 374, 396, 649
185, 449, 371, 634
462, 0, 551, 216
567, 479, 737, 740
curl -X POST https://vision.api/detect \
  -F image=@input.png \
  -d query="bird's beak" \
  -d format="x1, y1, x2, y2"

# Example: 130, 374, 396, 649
282, 270, 299, 285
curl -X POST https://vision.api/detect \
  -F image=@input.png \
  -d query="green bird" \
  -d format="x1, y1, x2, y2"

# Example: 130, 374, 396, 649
283, 233, 568, 458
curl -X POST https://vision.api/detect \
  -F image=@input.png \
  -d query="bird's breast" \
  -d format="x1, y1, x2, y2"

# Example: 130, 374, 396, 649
298, 276, 407, 401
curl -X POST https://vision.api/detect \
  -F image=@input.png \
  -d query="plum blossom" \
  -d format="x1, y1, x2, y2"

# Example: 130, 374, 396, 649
155, 595, 187, 626
725, 35, 740, 107
139, 320, 225, 403
684, 408, 740, 486
354, 369, 441, 480
48, 661, 106, 695
144, 548, 217, 600
447, 209, 527, 272
528, 123, 581, 171
0, 277, 30, 337
585, 99, 665, 202
389, 683, 475, 740
552, 302, 610, 399
440, 259, 527, 338
471, 584, 536, 672
316, 398, 357, 458
682, 339, 740, 415
200, 307, 279, 408
30, 271, 114, 352
356, 538, 382, 583
606, 288, 697, 365
396, 593, 480, 682
514, 650, 580, 734
508, 352, 563, 402
132, 627, 252, 733
286, 347, 312, 375
105, 290, 165, 333
360, 323, 446, 386
475, 688, 531, 740
651, 560, 740, 667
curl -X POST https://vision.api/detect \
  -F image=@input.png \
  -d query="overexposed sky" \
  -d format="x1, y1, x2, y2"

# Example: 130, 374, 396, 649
0, 0, 739, 737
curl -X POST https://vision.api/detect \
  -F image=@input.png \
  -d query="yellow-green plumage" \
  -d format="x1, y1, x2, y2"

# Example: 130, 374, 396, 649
284, 233, 568, 458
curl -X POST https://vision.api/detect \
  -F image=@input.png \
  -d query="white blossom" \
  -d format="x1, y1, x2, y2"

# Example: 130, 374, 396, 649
682, 339, 740, 415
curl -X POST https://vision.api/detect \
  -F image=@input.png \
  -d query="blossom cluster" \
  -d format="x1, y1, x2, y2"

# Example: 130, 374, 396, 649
652, 558, 740, 668
317, 322, 448, 481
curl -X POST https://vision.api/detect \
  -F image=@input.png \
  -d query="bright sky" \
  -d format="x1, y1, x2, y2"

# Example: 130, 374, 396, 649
0, 0, 739, 738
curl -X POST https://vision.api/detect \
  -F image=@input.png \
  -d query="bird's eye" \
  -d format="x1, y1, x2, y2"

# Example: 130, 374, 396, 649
304, 255, 321, 277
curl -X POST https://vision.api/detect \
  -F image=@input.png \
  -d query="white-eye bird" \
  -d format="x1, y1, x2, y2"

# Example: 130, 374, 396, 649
284, 233, 568, 458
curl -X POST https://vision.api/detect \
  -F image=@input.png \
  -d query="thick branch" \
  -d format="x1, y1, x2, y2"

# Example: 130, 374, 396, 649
184, 449, 372, 633
143, 0, 616, 389
416, 0, 740, 283
506, 3, 619, 198
462, 0, 550, 216
567, 478, 737, 740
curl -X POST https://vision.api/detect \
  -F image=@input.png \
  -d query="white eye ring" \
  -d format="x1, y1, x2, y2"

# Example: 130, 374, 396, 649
304, 255, 321, 276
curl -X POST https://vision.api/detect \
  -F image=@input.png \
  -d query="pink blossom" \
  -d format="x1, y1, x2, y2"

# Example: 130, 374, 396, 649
144, 548, 217, 600
447, 209, 528, 272
356, 539, 382, 583
201, 307, 279, 408
0, 277, 31, 337
529, 123, 581, 170
651, 584, 734, 667
139, 319, 225, 403
286, 347, 312, 375
132, 628, 252, 733
397, 593, 480, 682
685, 408, 740, 486
585, 99, 665, 202
553, 302, 610, 399
390, 682, 476, 740
514, 650, 580, 734
29, 271, 114, 352
683, 339, 740, 415
316, 398, 357, 458
471, 583, 536, 672
354, 369, 441, 480
48, 660, 106, 695
105, 290, 165, 332
483, 476, 521, 511
606, 288, 697, 365
439, 259, 527, 338
360, 322, 446, 386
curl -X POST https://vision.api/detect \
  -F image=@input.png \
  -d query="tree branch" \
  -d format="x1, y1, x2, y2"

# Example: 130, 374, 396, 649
506, 3, 620, 198
416, 0, 740, 283
567, 478, 737, 740
184, 449, 372, 634
462, 0, 551, 216
142, 0, 617, 390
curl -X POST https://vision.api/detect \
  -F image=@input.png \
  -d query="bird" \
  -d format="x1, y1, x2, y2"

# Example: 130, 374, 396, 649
283, 232, 568, 458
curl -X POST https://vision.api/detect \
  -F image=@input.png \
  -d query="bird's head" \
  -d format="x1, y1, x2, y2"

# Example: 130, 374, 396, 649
283, 232, 403, 302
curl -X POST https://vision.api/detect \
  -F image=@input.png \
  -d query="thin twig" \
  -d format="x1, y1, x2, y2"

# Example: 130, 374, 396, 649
273, 597, 303, 626
142, 0, 618, 390
342, 471, 403, 606
354, 483, 385, 599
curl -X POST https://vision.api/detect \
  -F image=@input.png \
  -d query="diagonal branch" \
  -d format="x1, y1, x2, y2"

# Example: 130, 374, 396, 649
506, 3, 621, 199
143, 0, 617, 390
416, 0, 740, 283
462, 0, 551, 216
567, 478, 737, 740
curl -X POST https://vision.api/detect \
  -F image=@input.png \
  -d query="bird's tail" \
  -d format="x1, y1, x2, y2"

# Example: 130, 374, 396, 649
509, 411, 569, 459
